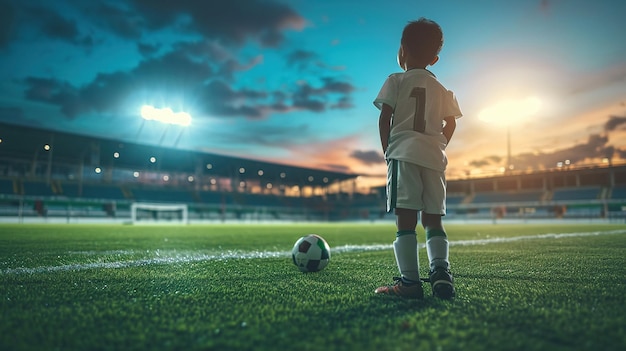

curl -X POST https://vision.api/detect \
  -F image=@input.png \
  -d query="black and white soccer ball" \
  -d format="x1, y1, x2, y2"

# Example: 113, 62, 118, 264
291, 234, 331, 272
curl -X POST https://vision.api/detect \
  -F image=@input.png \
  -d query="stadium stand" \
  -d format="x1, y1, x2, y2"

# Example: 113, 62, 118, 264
1, 121, 625, 222
472, 190, 544, 204
22, 180, 55, 197
552, 186, 601, 201
612, 185, 626, 199
130, 186, 196, 203
78, 184, 126, 200
0, 179, 14, 195
57, 182, 80, 198
447, 194, 466, 206
197, 190, 230, 205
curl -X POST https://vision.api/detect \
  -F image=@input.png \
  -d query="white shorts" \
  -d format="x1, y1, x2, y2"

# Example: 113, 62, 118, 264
386, 159, 446, 215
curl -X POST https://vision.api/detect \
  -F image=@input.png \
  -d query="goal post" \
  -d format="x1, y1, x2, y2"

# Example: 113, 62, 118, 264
130, 203, 188, 224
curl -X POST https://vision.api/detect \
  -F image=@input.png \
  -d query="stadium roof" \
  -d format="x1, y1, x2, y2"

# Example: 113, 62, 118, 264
0, 122, 359, 187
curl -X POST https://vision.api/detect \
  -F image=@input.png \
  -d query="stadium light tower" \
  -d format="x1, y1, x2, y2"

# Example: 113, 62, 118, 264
478, 96, 542, 172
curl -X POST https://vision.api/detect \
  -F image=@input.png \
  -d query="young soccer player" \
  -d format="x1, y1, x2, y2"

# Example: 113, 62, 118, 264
373, 18, 462, 299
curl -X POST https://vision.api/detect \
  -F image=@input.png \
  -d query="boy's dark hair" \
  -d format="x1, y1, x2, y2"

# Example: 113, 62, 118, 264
401, 18, 443, 67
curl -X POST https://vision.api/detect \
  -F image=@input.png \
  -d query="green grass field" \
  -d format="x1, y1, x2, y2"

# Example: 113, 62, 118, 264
1, 222, 625, 351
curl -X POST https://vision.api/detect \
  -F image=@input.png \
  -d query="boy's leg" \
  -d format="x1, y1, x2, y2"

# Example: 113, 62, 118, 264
375, 159, 424, 299
420, 166, 449, 272
422, 213, 449, 271
420, 165, 455, 299
394, 208, 420, 283
422, 213, 455, 299
374, 208, 424, 299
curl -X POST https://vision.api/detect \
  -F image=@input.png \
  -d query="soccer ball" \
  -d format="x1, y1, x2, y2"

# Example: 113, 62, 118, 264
291, 234, 331, 272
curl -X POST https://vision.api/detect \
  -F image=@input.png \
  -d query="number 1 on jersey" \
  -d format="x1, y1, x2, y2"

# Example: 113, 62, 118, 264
410, 87, 426, 133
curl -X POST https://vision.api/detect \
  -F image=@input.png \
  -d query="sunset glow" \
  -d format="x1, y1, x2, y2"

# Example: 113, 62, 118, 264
478, 96, 543, 125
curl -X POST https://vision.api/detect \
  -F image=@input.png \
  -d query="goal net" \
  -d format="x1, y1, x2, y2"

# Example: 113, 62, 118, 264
130, 203, 188, 224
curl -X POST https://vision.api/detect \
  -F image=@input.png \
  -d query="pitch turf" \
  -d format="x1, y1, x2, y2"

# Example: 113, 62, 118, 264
1, 222, 625, 351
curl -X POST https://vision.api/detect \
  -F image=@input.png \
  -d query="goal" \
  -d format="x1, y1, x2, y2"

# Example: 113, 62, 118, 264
130, 203, 188, 224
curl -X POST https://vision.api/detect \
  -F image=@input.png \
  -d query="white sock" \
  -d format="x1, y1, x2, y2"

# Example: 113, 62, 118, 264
426, 235, 449, 271
393, 233, 420, 282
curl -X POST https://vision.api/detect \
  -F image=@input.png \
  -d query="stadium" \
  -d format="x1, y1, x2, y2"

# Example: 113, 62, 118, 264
2, 1, 625, 350
2, 120, 626, 351
1, 121, 625, 224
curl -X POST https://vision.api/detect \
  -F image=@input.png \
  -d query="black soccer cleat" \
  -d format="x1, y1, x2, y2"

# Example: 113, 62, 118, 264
429, 268, 456, 300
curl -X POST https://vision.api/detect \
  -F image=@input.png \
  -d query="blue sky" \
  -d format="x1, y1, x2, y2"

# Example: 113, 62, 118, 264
1, 0, 625, 189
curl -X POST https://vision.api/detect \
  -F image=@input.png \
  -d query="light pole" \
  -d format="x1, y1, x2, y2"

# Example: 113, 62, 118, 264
506, 125, 511, 172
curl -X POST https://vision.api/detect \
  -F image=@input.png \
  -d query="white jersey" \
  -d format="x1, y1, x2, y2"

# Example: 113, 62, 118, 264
374, 69, 462, 171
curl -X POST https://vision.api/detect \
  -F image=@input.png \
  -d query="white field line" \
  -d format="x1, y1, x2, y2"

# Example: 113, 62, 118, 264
2, 229, 624, 275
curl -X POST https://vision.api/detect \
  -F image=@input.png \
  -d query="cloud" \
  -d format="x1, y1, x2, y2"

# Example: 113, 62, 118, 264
350, 150, 384, 165
512, 134, 617, 169
22, 46, 355, 121
286, 50, 322, 71
5, 0, 305, 50
23, 50, 213, 118
292, 78, 355, 113
604, 115, 626, 132
217, 55, 264, 82
194, 0, 305, 46
468, 155, 501, 168
84, 2, 145, 40
321, 77, 355, 94
206, 122, 313, 151
568, 64, 626, 97
17, 3, 94, 49
251, 134, 365, 173
8, 0, 356, 164
469, 159, 491, 168
200, 80, 270, 119
0, 2, 114, 50
62, 0, 306, 47
23, 77, 82, 118
137, 42, 160, 57
467, 132, 624, 171
13, 0, 356, 136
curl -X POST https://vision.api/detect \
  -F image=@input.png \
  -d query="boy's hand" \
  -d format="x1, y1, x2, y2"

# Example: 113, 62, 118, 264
379, 103, 393, 154
443, 116, 456, 144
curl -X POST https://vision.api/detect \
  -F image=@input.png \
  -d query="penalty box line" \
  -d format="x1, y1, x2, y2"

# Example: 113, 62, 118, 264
2, 229, 625, 275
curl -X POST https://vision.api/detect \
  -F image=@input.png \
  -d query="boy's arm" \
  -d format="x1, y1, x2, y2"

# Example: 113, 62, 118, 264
378, 103, 393, 154
443, 116, 456, 144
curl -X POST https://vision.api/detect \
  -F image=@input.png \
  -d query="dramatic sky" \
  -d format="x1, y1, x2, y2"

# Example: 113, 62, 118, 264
1, 0, 625, 189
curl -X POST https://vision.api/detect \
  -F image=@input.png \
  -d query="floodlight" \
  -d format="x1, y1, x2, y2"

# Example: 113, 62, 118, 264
140, 105, 192, 126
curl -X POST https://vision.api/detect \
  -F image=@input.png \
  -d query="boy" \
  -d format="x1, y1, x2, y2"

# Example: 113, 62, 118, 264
373, 18, 462, 299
